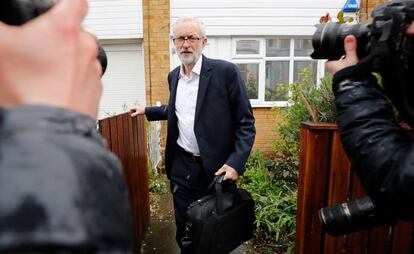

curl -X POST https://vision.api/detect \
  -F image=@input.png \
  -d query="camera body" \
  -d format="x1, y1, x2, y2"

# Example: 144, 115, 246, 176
0, 0, 108, 75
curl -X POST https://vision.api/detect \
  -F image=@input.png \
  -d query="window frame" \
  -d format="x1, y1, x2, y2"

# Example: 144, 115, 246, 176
232, 38, 264, 59
232, 37, 325, 107
232, 59, 263, 105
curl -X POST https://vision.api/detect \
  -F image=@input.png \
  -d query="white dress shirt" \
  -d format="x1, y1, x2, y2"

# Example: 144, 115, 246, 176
175, 56, 202, 155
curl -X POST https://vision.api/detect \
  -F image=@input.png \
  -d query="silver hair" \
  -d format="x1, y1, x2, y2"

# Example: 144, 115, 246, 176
172, 16, 206, 37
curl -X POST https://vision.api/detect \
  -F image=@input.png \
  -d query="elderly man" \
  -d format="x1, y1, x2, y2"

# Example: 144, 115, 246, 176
131, 16, 255, 252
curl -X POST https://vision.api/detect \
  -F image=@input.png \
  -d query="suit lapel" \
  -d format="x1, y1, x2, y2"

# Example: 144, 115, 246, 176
195, 55, 212, 124
169, 67, 180, 116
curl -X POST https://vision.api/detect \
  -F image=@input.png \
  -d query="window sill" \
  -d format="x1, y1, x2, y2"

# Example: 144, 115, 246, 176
251, 102, 289, 108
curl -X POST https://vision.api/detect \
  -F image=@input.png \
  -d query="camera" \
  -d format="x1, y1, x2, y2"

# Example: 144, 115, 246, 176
0, 0, 108, 75
312, 0, 414, 236
311, 0, 414, 71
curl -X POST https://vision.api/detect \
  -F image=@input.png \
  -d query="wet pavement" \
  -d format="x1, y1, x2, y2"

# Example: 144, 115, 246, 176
141, 193, 180, 254
140, 192, 247, 254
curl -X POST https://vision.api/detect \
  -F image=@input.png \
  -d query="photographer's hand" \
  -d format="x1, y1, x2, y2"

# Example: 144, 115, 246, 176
326, 35, 359, 76
0, 0, 102, 119
406, 22, 414, 35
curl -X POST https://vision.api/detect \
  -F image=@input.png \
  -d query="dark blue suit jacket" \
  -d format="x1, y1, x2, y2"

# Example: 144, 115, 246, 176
145, 55, 255, 180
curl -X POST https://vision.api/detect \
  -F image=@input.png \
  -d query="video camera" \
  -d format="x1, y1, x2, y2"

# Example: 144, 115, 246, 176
311, 0, 414, 236
0, 0, 108, 75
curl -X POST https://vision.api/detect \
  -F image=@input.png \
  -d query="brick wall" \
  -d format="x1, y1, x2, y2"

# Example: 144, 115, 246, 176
359, 0, 385, 21
142, 0, 170, 107
142, 0, 170, 144
252, 108, 284, 156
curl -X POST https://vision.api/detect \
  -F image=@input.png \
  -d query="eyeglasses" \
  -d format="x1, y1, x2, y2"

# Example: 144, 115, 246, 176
172, 36, 203, 44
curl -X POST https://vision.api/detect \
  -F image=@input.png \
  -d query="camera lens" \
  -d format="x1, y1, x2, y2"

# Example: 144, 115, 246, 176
319, 197, 377, 236
311, 23, 370, 60
319, 202, 353, 236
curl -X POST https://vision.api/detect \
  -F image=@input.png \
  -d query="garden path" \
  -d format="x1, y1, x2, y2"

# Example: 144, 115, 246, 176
141, 192, 247, 254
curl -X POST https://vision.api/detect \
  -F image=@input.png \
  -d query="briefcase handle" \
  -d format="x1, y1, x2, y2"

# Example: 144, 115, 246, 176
208, 173, 235, 214
215, 175, 225, 214
207, 173, 225, 190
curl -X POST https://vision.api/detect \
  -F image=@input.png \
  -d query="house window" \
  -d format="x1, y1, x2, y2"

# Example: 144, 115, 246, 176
238, 63, 259, 100
236, 40, 260, 55
266, 39, 290, 57
233, 37, 322, 107
265, 61, 289, 101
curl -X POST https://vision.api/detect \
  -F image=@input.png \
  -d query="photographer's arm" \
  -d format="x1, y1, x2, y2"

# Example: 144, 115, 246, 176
327, 34, 414, 220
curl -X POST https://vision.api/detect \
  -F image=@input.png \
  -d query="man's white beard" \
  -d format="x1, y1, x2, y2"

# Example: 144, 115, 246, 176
179, 52, 200, 65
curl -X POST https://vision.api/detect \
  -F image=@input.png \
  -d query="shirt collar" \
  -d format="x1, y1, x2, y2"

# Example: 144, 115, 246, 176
179, 55, 203, 78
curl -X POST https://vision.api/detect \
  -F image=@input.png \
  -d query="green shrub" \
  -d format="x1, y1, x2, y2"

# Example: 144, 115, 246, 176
241, 70, 336, 253
148, 174, 168, 193
289, 69, 336, 124
239, 151, 297, 254
147, 159, 168, 193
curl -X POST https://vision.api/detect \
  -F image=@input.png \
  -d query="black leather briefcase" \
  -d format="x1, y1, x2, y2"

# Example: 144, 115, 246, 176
181, 175, 255, 254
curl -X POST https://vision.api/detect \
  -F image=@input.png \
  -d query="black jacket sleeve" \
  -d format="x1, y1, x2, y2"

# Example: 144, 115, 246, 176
333, 66, 414, 220
145, 105, 168, 121
224, 63, 256, 173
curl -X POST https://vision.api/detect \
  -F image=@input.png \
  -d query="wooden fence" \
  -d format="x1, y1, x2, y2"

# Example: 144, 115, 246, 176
296, 122, 413, 254
98, 113, 150, 251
